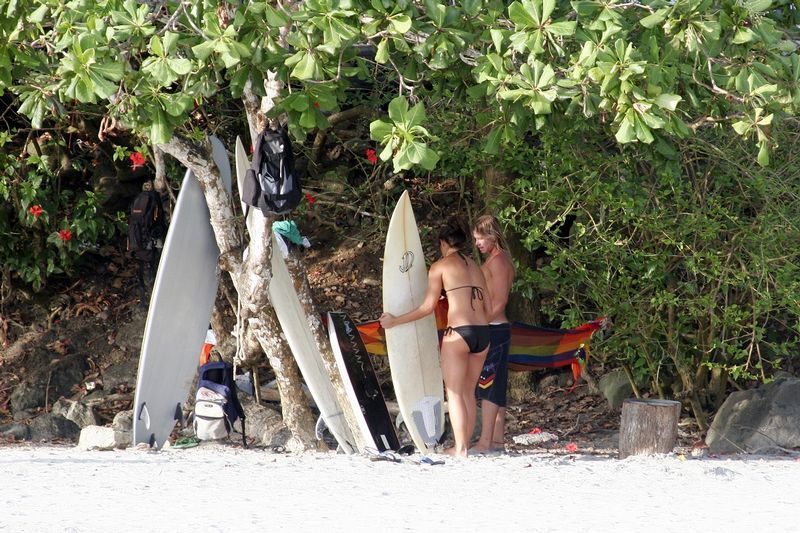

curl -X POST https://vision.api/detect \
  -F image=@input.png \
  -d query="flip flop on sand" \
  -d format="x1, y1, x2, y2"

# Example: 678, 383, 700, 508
172, 437, 200, 449
369, 451, 402, 463
413, 456, 445, 466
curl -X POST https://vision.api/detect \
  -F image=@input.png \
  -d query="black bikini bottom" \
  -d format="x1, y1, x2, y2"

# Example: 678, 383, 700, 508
444, 325, 491, 354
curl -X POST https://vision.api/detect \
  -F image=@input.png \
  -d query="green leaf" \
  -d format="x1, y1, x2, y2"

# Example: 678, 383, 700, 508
639, 9, 667, 29
28, 3, 49, 23
192, 41, 215, 61
369, 119, 393, 141
490, 29, 506, 53
406, 102, 427, 128
290, 52, 320, 80
484, 126, 503, 155
654, 93, 681, 111
390, 14, 412, 34
423, 0, 446, 27
615, 114, 636, 143
150, 107, 171, 144
375, 38, 389, 64
387, 96, 409, 123
463, 0, 482, 17
418, 145, 440, 170
732, 121, 751, 135
732, 28, 755, 45
299, 109, 317, 128
547, 21, 576, 36
757, 141, 769, 166
508, 1, 537, 28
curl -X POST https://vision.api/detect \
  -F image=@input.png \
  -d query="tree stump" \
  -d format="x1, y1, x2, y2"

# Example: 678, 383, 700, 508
619, 399, 681, 459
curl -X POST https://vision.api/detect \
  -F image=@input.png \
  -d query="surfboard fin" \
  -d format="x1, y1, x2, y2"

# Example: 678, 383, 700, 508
148, 433, 156, 447
173, 402, 183, 422
315, 415, 328, 440
138, 402, 151, 430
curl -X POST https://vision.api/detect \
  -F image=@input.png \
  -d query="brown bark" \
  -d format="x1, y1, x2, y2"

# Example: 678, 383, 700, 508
285, 250, 367, 452
156, 128, 321, 451
618, 399, 681, 458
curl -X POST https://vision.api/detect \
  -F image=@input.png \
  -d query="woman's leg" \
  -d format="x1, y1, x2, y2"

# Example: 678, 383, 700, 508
440, 336, 471, 456
464, 348, 487, 449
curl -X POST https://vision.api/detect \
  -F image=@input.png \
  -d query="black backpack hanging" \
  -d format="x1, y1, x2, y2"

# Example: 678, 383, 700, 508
127, 188, 166, 262
242, 124, 302, 216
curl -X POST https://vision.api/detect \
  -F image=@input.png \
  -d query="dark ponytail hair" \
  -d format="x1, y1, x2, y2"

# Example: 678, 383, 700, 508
438, 217, 468, 250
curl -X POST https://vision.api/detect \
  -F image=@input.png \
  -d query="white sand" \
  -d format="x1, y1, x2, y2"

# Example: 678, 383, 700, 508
0, 444, 796, 532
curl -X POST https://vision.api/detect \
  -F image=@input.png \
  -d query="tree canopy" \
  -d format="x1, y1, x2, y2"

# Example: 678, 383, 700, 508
2, 0, 798, 166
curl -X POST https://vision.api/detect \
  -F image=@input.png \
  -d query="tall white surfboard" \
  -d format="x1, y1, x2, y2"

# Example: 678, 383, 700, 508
382, 190, 444, 452
133, 136, 231, 447
234, 136, 356, 454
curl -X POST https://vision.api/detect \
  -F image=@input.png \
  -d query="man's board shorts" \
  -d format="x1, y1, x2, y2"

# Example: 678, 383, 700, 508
475, 323, 511, 407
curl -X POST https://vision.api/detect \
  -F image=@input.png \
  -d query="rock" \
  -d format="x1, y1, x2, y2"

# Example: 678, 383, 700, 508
0, 422, 30, 440
706, 378, 800, 454
535, 371, 570, 392
598, 369, 633, 409
77, 426, 118, 450
102, 358, 138, 392
9, 353, 88, 415
52, 398, 99, 428
112, 410, 133, 448
240, 397, 290, 447
27, 413, 81, 442
114, 308, 146, 352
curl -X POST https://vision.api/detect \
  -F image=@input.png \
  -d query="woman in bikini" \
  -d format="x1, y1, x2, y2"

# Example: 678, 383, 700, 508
380, 218, 492, 457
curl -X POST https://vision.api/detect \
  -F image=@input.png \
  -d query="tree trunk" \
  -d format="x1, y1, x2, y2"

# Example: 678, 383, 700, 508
285, 250, 367, 452
618, 399, 681, 459
157, 129, 321, 451
241, 207, 323, 451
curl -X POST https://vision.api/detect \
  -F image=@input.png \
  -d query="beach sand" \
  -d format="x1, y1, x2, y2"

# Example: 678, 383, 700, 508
0, 443, 796, 532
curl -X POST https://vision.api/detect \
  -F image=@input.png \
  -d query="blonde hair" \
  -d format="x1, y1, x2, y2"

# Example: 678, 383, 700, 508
473, 215, 509, 254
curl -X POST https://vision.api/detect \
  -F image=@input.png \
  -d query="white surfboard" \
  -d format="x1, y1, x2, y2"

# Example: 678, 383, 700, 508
382, 190, 444, 453
234, 136, 257, 238
234, 136, 356, 454
133, 136, 231, 448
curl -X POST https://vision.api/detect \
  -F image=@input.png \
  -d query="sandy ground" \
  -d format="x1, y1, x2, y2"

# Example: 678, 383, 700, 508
0, 444, 797, 533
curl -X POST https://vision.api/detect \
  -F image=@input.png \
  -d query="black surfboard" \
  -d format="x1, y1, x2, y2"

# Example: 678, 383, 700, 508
327, 311, 400, 452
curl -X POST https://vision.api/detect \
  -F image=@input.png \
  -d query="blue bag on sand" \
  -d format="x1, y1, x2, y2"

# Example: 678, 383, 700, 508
193, 361, 246, 447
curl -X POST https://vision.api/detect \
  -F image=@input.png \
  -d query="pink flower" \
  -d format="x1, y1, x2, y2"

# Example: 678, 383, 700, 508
365, 148, 378, 165
29, 205, 44, 218
57, 229, 73, 242
565, 442, 578, 453
529, 427, 542, 435
130, 152, 146, 170
305, 193, 316, 205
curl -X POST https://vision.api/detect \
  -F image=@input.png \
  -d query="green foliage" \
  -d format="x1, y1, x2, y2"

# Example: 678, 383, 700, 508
2, 0, 798, 162
370, 96, 439, 172
0, 133, 120, 291
495, 123, 800, 397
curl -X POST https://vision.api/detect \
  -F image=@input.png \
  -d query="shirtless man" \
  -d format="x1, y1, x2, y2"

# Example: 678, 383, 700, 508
471, 215, 515, 453
381, 219, 491, 457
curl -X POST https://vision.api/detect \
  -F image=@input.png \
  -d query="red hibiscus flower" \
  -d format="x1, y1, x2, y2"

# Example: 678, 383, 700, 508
565, 442, 578, 453
313, 101, 320, 108
29, 205, 44, 218
365, 148, 378, 165
130, 152, 146, 170
57, 229, 73, 242
305, 193, 316, 205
